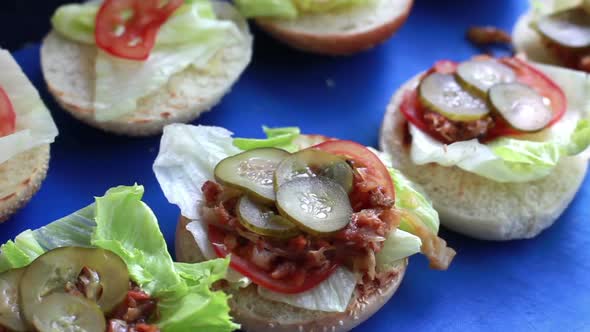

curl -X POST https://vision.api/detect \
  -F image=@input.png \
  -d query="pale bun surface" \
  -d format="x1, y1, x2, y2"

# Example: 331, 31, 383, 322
176, 216, 407, 332
0, 145, 50, 223
256, 0, 413, 55
379, 74, 588, 241
41, 2, 252, 137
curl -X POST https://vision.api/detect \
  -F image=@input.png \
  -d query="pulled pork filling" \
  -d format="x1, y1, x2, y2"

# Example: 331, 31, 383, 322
108, 285, 160, 332
203, 172, 400, 284
423, 110, 494, 143
64, 267, 160, 332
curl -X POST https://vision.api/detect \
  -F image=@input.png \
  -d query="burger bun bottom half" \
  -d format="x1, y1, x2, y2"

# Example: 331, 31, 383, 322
176, 216, 407, 332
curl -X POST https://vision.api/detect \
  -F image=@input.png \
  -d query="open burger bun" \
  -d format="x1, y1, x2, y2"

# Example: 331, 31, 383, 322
379, 74, 588, 241
512, 11, 560, 65
41, 2, 252, 137
0, 145, 50, 223
176, 216, 407, 332
255, 0, 413, 55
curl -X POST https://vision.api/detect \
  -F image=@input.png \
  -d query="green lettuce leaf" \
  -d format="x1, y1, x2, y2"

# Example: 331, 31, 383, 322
235, 0, 370, 18
233, 126, 301, 152
51, 3, 97, 44
93, 185, 182, 295
0, 50, 58, 167
0, 185, 238, 332
376, 229, 422, 272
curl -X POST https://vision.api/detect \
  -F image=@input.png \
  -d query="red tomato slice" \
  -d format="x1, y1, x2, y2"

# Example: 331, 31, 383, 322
95, 0, 183, 61
208, 225, 339, 294
0, 86, 16, 137
312, 140, 395, 205
400, 57, 567, 143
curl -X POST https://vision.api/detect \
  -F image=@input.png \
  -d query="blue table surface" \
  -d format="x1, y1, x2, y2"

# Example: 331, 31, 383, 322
3, 0, 590, 331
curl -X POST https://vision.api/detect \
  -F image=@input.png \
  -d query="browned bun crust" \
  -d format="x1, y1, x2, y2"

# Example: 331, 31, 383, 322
176, 216, 407, 332
0, 145, 50, 223
255, 0, 414, 56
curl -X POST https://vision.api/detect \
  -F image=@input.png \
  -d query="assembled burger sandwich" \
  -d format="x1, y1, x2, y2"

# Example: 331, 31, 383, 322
42, 0, 252, 136
380, 55, 590, 240
0, 185, 238, 332
154, 125, 455, 331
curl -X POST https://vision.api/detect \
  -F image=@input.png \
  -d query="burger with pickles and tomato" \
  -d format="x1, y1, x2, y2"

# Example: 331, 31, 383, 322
513, 0, 590, 72
154, 124, 455, 332
0, 185, 238, 332
380, 55, 590, 240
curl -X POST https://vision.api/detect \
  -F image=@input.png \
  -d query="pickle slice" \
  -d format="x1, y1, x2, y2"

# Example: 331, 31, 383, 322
20, 247, 129, 326
456, 60, 516, 97
238, 196, 299, 238
489, 83, 553, 132
0, 269, 26, 332
537, 7, 590, 49
274, 149, 353, 192
419, 73, 490, 121
32, 293, 106, 332
215, 148, 290, 204
276, 177, 353, 235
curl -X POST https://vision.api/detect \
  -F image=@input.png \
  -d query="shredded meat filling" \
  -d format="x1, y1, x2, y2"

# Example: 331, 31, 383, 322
202, 176, 398, 281
109, 284, 160, 332
423, 110, 494, 143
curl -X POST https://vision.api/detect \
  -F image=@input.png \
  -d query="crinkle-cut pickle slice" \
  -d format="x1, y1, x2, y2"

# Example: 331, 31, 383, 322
19, 247, 129, 326
215, 148, 290, 204
276, 177, 353, 235
419, 72, 490, 122
456, 60, 516, 97
274, 149, 354, 193
238, 196, 299, 238
32, 293, 106, 332
488, 82, 553, 132
0, 268, 27, 331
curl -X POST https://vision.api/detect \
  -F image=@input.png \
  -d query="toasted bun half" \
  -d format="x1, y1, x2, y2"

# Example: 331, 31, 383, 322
255, 0, 413, 55
41, 2, 252, 137
176, 216, 407, 332
0, 145, 50, 223
512, 11, 560, 65
379, 74, 588, 240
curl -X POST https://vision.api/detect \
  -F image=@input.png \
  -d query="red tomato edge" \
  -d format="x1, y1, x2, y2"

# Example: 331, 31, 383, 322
0, 86, 16, 137
312, 140, 396, 200
94, 0, 182, 61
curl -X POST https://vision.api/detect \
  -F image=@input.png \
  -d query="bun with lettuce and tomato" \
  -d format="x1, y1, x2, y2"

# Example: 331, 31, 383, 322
234, 0, 413, 55
154, 125, 455, 331
0, 185, 238, 332
380, 55, 590, 240
0, 50, 58, 223
513, 0, 590, 72
41, 0, 252, 136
